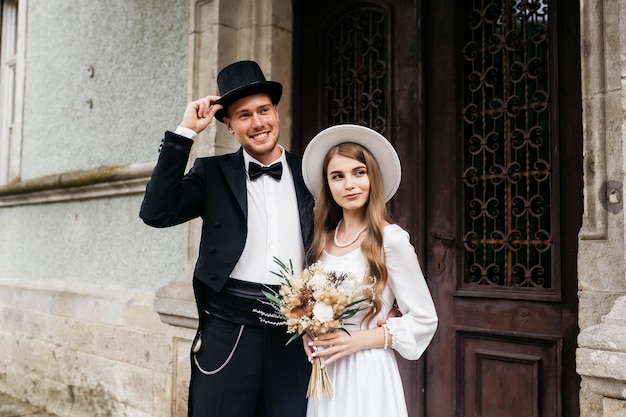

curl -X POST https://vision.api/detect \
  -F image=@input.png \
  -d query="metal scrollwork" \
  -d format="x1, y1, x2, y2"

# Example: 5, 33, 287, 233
461, 0, 553, 292
326, 7, 388, 134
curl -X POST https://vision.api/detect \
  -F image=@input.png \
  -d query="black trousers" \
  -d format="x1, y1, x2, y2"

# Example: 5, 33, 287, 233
188, 315, 311, 417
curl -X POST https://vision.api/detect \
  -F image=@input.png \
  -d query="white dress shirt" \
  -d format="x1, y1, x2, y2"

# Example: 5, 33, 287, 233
232, 149, 304, 284
174, 126, 305, 284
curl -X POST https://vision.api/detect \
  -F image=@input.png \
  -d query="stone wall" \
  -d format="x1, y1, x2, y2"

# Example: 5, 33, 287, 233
577, 0, 626, 415
0, 280, 172, 416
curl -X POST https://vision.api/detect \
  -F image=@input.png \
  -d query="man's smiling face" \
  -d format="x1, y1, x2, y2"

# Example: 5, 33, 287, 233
224, 93, 282, 165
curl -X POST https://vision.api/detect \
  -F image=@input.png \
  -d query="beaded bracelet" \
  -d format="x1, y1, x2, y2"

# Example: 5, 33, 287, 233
382, 324, 389, 350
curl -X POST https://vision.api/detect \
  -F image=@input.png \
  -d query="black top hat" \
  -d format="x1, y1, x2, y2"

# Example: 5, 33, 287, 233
214, 60, 282, 123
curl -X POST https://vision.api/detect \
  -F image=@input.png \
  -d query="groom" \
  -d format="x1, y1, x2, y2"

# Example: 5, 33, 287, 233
140, 60, 313, 417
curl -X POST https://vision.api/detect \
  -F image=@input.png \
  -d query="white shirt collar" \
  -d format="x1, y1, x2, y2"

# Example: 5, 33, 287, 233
242, 145, 286, 170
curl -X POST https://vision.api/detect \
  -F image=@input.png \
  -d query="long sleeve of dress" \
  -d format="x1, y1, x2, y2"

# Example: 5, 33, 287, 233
383, 224, 438, 360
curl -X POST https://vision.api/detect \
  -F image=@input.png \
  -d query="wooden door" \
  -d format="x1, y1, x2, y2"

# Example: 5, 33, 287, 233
293, 0, 427, 415
424, 0, 581, 416
292, 0, 581, 416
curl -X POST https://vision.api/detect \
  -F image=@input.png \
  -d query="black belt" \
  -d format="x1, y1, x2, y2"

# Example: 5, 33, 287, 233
205, 278, 284, 326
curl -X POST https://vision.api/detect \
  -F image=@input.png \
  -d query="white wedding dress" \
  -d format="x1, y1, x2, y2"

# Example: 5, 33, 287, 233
306, 224, 438, 417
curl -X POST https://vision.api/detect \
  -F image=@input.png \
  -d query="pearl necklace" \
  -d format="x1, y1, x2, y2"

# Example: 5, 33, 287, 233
334, 219, 367, 248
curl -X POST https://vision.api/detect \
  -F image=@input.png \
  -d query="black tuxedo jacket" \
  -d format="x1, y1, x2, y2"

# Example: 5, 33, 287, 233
140, 131, 314, 293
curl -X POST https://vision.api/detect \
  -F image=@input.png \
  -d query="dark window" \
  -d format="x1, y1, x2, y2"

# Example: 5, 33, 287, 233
461, 0, 554, 295
325, 6, 389, 134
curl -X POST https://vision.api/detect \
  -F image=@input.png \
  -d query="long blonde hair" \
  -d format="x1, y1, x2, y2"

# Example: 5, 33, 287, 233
307, 142, 393, 325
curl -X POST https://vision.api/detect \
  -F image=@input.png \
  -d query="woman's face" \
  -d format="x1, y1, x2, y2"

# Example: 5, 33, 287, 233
326, 154, 370, 212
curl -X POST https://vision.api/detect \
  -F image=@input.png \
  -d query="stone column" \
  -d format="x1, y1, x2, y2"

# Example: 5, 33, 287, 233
577, 0, 626, 415
578, 297, 626, 416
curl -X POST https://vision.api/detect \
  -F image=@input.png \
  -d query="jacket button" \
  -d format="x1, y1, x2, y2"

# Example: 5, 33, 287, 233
209, 247, 217, 254
209, 274, 216, 281
213, 222, 221, 229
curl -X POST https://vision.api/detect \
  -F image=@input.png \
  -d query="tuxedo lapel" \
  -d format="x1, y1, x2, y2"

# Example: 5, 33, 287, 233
219, 149, 312, 245
286, 152, 314, 247
220, 148, 248, 217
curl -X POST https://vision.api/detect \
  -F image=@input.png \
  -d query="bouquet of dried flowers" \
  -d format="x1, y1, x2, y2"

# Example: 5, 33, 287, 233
260, 257, 374, 399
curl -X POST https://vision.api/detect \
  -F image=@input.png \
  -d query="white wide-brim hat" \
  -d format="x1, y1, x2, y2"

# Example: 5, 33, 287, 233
302, 124, 402, 202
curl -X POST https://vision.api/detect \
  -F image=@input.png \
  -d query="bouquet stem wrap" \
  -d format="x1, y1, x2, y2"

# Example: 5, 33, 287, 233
308, 356, 332, 398
307, 332, 333, 398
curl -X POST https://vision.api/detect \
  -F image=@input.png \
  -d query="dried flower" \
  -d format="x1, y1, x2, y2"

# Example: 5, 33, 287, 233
312, 302, 334, 323
259, 257, 374, 398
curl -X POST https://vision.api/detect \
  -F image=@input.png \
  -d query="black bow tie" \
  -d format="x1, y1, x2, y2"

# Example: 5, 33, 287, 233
248, 162, 283, 181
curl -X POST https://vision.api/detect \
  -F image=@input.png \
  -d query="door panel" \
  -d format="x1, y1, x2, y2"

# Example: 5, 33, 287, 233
459, 331, 560, 417
424, 0, 580, 416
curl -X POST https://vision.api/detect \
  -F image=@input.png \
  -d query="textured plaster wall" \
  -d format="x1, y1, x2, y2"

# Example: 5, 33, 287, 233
0, 195, 183, 289
0, 191, 182, 414
0, 0, 190, 289
0, 1, 191, 415
20, 0, 188, 180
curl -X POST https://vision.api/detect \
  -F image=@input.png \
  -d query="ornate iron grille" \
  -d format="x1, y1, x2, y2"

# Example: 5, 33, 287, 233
461, 0, 553, 292
325, 7, 388, 134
